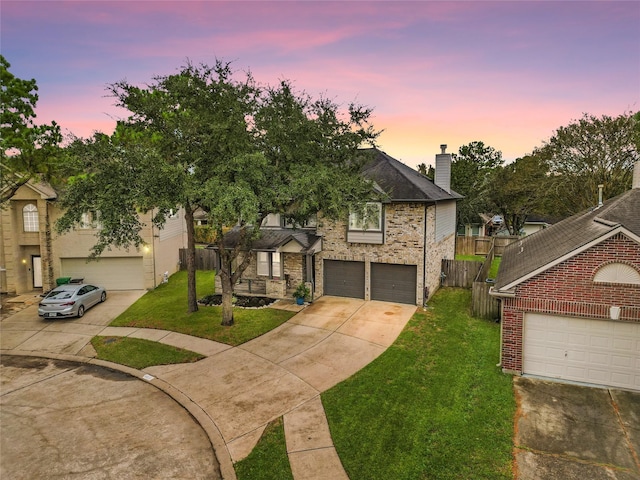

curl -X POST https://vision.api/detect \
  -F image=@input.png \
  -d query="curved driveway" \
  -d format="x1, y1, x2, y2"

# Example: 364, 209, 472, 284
1, 292, 416, 479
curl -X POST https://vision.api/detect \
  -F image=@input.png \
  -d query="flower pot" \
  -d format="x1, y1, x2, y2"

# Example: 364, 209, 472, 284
296, 297, 304, 305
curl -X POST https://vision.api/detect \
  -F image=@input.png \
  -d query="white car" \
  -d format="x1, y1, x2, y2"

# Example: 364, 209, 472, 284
38, 283, 107, 318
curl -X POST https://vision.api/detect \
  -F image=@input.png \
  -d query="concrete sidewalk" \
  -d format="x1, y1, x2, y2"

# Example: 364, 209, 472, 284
1, 294, 416, 480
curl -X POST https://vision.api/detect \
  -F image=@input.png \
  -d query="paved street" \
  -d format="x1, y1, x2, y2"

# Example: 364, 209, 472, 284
514, 377, 640, 480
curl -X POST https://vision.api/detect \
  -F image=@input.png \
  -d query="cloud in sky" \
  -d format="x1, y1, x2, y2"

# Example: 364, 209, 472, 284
2, 0, 638, 167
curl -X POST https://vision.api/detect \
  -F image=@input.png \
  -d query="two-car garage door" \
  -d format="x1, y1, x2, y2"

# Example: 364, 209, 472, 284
61, 257, 144, 290
524, 313, 640, 391
323, 260, 416, 305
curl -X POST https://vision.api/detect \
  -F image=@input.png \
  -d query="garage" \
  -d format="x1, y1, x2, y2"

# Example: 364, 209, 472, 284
371, 263, 416, 305
61, 257, 144, 290
323, 260, 365, 299
524, 313, 640, 391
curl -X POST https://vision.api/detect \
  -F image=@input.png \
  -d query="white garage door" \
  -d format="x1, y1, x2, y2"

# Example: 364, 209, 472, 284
524, 313, 640, 391
61, 257, 144, 290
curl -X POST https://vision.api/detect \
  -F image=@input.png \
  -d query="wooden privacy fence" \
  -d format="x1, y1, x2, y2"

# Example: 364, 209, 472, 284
441, 259, 483, 289
471, 245, 500, 320
441, 242, 501, 320
179, 248, 218, 270
455, 235, 519, 256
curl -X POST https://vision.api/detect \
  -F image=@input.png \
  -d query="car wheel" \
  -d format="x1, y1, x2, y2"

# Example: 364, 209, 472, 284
100, 292, 107, 302
77, 305, 85, 318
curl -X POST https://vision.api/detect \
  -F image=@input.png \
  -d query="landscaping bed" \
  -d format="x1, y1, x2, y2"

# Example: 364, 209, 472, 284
198, 294, 277, 308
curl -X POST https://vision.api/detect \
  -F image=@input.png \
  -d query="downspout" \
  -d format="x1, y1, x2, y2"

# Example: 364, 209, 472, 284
423, 204, 428, 306
151, 208, 157, 288
489, 286, 516, 368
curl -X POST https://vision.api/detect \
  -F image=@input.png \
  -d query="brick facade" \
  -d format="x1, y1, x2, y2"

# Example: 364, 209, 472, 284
316, 202, 455, 305
501, 233, 640, 373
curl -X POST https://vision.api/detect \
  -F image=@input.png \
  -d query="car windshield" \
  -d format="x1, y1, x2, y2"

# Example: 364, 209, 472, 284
45, 290, 74, 299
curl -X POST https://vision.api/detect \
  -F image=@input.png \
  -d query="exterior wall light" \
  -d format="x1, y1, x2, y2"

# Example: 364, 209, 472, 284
610, 306, 621, 320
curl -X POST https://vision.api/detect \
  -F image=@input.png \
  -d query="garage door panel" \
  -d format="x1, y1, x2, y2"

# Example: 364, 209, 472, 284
370, 263, 416, 305
524, 313, 640, 391
61, 257, 144, 290
323, 260, 365, 299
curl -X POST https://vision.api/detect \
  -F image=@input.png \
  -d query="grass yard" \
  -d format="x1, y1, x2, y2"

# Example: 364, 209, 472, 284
91, 336, 204, 369
322, 288, 515, 480
110, 270, 296, 346
234, 418, 294, 480
455, 254, 502, 280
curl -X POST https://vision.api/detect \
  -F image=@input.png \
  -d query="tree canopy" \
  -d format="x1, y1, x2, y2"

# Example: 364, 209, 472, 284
450, 141, 503, 227
535, 112, 639, 216
486, 155, 550, 235
1, 55, 62, 202
57, 61, 379, 325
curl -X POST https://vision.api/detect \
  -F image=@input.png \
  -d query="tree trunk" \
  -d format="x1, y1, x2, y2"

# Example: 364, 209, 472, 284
220, 272, 234, 326
184, 205, 198, 313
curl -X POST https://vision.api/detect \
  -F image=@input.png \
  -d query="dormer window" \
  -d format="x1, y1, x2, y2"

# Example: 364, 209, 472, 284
23, 204, 39, 232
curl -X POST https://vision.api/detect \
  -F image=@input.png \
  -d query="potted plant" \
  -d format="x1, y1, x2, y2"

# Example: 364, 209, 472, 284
293, 283, 310, 305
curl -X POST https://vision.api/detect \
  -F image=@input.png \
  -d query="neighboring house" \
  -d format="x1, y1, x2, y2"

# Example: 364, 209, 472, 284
212, 145, 461, 305
458, 214, 502, 237
491, 163, 640, 391
0, 182, 188, 294
519, 215, 552, 237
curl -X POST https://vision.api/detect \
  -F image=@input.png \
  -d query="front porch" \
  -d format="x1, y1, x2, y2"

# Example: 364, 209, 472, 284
214, 275, 296, 299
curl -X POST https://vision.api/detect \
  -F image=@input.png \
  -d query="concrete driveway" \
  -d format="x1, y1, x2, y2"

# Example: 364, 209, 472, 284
1, 294, 416, 480
514, 377, 640, 480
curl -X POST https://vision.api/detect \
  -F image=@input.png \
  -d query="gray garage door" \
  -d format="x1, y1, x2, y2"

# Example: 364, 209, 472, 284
61, 257, 144, 290
324, 260, 365, 299
371, 263, 417, 305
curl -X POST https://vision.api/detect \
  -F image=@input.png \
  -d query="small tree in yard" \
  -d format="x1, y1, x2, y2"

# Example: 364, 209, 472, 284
57, 61, 378, 326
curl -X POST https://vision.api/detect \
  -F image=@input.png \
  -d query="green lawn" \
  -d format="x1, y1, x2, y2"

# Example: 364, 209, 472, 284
455, 255, 502, 280
322, 288, 515, 479
91, 336, 204, 369
236, 288, 516, 480
234, 418, 294, 480
110, 270, 296, 346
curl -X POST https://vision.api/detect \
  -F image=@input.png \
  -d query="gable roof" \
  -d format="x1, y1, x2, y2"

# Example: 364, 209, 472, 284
360, 148, 462, 203
494, 188, 640, 293
210, 227, 320, 253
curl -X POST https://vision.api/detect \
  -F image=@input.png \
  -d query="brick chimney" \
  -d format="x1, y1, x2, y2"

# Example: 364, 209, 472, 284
633, 161, 640, 189
434, 144, 452, 193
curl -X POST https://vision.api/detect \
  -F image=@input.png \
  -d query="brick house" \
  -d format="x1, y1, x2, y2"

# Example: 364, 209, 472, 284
491, 163, 640, 391
213, 146, 461, 305
1, 181, 188, 294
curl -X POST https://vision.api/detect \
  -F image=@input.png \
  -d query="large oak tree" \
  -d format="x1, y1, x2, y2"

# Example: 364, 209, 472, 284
57, 61, 378, 326
535, 112, 639, 216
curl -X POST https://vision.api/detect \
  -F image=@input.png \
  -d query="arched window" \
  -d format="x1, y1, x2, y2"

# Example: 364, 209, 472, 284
23, 204, 39, 232
593, 263, 640, 285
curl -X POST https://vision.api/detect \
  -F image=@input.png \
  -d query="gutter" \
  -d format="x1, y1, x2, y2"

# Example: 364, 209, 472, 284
488, 286, 516, 298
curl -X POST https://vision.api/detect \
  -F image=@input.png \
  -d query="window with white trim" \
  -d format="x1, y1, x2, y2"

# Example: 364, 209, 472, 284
349, 202, 382, 231
23, 204, 39, 232
80, 210, 101, 229
257, 251, 281, 279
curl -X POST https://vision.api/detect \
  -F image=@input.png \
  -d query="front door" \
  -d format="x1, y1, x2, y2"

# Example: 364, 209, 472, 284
32, 256, 43, 288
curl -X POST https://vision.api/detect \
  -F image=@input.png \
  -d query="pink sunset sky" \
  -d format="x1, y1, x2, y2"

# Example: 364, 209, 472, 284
2, 0, 639, 168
